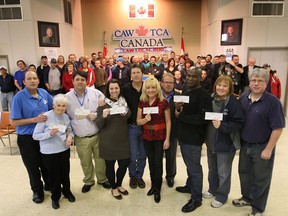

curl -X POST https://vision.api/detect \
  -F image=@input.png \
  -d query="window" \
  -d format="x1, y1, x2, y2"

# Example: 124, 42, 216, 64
0, 0, 22, 20
64, 0, 72, 25
252, 1, 285, 17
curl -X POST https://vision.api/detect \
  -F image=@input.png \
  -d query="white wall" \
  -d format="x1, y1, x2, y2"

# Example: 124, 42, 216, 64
0, 0, 84, 74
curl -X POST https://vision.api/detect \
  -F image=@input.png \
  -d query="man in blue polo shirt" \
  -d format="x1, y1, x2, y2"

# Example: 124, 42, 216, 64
232, 68, 285, 216
10, 70, 53, 204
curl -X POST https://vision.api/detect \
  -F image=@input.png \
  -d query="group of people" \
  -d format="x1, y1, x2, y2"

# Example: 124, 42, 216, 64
3, 50, 285, 216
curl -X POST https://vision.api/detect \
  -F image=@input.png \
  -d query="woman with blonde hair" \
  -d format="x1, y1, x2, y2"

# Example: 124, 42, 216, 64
137, 76, 171, 203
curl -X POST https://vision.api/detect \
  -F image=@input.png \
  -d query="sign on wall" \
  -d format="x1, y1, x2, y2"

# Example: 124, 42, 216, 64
113, 25, 172, 53
129, 4, 155, 19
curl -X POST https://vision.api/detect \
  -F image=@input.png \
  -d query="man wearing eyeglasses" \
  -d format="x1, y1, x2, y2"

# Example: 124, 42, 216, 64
233, 68, 285, 216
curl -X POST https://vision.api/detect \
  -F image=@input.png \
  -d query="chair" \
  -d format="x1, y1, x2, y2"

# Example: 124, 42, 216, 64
0, 112, 16, 155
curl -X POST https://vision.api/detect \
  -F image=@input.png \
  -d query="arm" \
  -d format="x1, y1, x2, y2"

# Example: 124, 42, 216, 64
14, 80, 22, 91
136, 107, 151, 125
163, 107, 171, 150
11, 113, 47, 126
261, 128, 283, 160
32, 121, 53, 141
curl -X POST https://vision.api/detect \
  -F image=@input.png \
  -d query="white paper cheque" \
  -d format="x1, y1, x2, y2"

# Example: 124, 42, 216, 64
49, 124, 67, 133
143, 107, 159, 114
173, 95, 190, 103
75, 108, 90, 116
205, 112, 223, 121
109, 106, 126, 115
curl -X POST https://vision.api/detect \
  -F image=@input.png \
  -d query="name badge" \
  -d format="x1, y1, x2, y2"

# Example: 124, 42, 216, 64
174, 95, 190, 103
205, 112, 223, 121
109, 106, 127, 115
143, 106, 158, 114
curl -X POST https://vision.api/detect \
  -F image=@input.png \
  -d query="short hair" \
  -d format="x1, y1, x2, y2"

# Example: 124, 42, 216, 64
53, 94, 68, 106
130, 63, 144, 73
17, 60, 26, 66
188, 67, 202, 78
167, 58, 175, 66
73, 70, 87, 81
213, 75, 234, 96
140, 76, 164, 102
28, 64, 36, 69
232, 54, 239, 60
105, 79, 122, 99
24, 70, 38, 79
249, 68, 269, 83
91, 52, 96, 57
161, 72, 175, 81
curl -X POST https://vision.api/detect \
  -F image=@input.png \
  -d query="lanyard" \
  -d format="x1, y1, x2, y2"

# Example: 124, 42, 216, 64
74, 90, 87, 107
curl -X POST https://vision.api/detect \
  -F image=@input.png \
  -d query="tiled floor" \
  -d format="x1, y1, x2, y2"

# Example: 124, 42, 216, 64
0, 124, 287, 216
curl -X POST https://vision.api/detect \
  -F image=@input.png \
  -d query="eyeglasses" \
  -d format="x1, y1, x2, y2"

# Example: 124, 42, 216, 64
162, 82, 174, 85
250, 79, 266, 84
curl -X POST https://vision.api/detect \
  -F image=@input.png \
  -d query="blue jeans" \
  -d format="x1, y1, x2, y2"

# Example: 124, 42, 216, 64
128, 125, 146, 179
238, 142, 275, 213
180, 143, 203, 202
207, 149, 235, 203
1, 91, 14, 111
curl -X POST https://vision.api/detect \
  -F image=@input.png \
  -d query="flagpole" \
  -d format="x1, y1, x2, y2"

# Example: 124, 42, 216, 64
103, 31, 108, 57
181, 27, 185, 56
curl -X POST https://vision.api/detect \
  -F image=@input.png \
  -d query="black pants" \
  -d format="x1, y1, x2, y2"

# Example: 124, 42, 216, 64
165, 136, 178, 180
17, 135, 49, 194
144, 140, 164, 192
42, 149, 71, 201
105, 158, 130, 189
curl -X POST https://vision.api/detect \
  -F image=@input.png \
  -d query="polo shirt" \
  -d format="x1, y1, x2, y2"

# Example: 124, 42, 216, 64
14, 69, 27, 88
10, 88, 53, 135
240, 91, 285, 143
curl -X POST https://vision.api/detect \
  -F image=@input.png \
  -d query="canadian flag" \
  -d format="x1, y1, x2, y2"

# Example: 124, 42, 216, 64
180, 35, 185, 56
103, 31, 108, 57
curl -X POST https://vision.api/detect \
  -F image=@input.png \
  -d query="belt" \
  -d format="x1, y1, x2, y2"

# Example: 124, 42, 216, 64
242, 140, 268, 145
143, 122, 166, 131
82, 134, 97, 138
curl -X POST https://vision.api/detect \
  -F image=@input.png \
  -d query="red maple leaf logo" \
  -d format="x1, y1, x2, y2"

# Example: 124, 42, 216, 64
135, 25, 149, 36
137, 6, 146, 15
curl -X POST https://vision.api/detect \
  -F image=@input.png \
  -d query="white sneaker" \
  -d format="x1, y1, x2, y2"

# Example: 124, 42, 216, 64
202, 191, 214, 199
211, 199, 223, 208
248, 210, 263, 216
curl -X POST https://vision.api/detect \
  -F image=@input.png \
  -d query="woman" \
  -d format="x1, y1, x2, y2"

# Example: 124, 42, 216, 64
164, 58, 177, 75
204, 75, 244, 208
33, 94, 75, 209
62, 62, 74, 93
96, 79, 131, 200
57, 55, 66, 74
137, 76, 171, 203
79, 59, 96, 88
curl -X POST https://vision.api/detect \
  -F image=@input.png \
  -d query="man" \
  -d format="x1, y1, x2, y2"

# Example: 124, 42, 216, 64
160, 73, 177, 188
122, 63, 146, 189
233, 68, 285, 216
44, 58, 62, 95
36, 55, 50, 90
94, 60, 108, 93
175, 67, 212, 213
0, 65, 16, 111
145, 56, 163, 81
227, 54, 244, 94
10, 70, 53, 204
14, 60, 27, 92
112, 57, 131, 86
141, 52, 150, 68
226, 26, 238, 42
90, 52, 97, 69
241, 57, 260, 93
42, 27, 55, 44
66, 70, 111, 193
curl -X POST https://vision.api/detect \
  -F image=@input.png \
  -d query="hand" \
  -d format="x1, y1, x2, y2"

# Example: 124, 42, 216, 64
87, 113, 97, 121
103, 108, 110, 118
34, 113, 47, 123
229, 60, 235, 67
65, 136, 73, 147
175, 102, 184, 111
98, 99, 106, 107
145, 113, 151, 122
212, 120, 221, 129
163, 139, 170, 150
50, 128, 59, 136
261, 148, 272, 160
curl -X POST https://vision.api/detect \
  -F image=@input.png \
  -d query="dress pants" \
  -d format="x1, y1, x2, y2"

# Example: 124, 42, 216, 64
165, 136, 177, 180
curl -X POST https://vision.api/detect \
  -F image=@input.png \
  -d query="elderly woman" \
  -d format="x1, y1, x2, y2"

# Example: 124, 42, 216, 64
33, 94, 75, 209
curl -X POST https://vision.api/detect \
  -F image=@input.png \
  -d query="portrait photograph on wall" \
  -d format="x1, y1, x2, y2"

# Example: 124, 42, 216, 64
220, 19, 243, 46
38, 21, 60, 47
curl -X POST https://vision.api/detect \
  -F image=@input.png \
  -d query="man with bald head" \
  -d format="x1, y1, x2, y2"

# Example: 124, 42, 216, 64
241, 57, 260, 93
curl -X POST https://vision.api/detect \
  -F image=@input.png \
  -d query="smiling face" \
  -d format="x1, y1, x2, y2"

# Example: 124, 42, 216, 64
108, 82, 120, 100
73, 74, 87, 92
53, 102, 67, 115
131, 67, 143, 83
186, 69, 201, 90
216, 80, 230, 99
249, 76, 267, 95
23, 71, 39, 90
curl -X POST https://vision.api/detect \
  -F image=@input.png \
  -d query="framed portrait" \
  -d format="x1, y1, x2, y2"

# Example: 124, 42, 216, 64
38, 21, 60, 47
220, 19, 243, 46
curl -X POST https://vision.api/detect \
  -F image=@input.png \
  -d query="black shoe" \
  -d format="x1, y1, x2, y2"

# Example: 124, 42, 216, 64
154, 193, 161, 203
167, 179, 174, 188
82, 183, 95, 193
181, 199, 202, 213
111, 190, 122, 200
98, 181, 112, 189
64, 193, 76, 202
137, 178, 146, 188
118, 189, 129, 195
129, 178, 138, 189
52, 200, 60, 209
32, 192, 44, 204
176, 185, 190, 193
44, 184, 50, 191
147, 188, 154, 196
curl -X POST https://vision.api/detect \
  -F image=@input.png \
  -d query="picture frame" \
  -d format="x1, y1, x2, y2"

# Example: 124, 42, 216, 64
220, 19, 243, 46
38, 21, 60, 47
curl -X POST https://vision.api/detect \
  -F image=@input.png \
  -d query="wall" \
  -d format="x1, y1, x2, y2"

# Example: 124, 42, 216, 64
81, 0, 201, 60
0, 0, 84, 74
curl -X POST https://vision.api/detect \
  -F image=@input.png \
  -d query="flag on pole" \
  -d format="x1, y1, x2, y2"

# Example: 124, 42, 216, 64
180, 27, 185, 56
103, 31, 108, 57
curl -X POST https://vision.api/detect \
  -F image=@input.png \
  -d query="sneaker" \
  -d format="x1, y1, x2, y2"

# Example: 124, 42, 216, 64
232, 197, 251, 207
129, 177, 138, 189
211, 199, 223, 208
248, 210, 263, 216
203, 191, 214, 199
